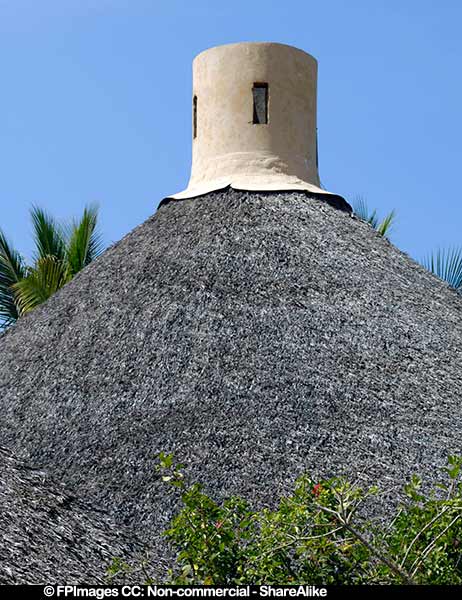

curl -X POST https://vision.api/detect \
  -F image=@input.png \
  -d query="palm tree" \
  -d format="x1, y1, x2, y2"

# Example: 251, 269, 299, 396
0, 204, 102, 330
352, 196, 396, 239
352, 197, 462, 290
421, 247, 462, 291
0, 231, 26, 328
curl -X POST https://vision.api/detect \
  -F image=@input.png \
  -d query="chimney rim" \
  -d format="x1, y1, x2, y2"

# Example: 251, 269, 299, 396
193, 41, 318, 66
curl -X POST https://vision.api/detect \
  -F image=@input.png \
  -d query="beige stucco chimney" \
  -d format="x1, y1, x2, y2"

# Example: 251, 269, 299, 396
169, 42, 342, 201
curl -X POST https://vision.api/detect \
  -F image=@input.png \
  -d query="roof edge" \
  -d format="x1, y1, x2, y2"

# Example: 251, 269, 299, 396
159, 185, 352, 213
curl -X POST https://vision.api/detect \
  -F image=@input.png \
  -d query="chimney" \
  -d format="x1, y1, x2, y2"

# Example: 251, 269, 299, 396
169, 42, 342, 201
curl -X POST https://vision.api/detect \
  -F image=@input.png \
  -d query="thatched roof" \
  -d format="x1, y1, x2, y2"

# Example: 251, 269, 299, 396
0, 446, 139, 584
1, 189, 461, 578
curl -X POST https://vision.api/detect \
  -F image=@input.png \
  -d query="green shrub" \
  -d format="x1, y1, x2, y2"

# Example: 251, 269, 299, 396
109, 453, 462, 585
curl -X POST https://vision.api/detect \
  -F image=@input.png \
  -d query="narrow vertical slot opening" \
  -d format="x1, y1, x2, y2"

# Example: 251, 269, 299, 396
252, 83, 268, 124
193, 95, 197, 139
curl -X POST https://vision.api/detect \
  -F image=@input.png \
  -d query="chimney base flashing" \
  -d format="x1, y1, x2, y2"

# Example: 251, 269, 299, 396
165, 181, 351, 213
169, 176, 330, 200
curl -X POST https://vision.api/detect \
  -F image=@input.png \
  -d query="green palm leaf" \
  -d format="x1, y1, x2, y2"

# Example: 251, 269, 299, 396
352, 196, 395, 239
13, 256, 69, 316
1, 204, 104, 328
422, 248, 462, 290
65, 204, 103, 276
0, 230, 26, 327
353, 196, 379, 228
31, 205, 66, 262
377, 210, 396, 238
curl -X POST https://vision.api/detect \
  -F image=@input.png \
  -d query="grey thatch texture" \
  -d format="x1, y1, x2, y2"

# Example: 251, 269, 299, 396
1, 189, 462, 577
0, 446, 139, 584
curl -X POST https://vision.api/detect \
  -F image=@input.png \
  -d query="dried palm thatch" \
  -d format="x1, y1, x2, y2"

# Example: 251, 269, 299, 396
0, 446, 140, 584
0, 189, 461, 579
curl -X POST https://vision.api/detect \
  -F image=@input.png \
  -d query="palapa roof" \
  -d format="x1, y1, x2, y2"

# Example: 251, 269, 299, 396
0, 446, 139, 584
1, 189, 462, 579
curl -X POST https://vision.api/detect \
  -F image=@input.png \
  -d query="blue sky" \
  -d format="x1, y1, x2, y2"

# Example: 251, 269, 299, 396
1, 0, 461, 261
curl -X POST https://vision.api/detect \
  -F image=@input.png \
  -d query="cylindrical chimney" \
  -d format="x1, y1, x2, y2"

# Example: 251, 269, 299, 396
169, 42, 341, 200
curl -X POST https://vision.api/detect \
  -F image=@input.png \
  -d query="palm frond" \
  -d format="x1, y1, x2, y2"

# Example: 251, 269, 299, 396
352, 196, 395, 239
65, 204, 103, 276
0, 230, 26, 327
377, 210, 396, 238
352, 196, 378, 228
13, 256, 69, 316
352, 195, 369, 220
422, 247, 462, 290
31, 205, 66, 262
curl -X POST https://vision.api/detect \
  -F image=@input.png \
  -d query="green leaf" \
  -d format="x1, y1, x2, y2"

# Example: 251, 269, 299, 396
352, 195, 378, 228
0, 229, 26, 327
158, 452, 174, 469
1, 204, 103, 326
13, 256, 69, 316
352, 196, 395, 239
444, 455, 462, 480
421, 247, 462, 290
377, 210, 396, 239
65, 204, 102, 277
30, 205, 66, 262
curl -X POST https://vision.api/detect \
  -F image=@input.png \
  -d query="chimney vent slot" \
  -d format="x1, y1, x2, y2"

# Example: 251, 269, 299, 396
193, 95, 198, 139
252, 83, 268, 124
